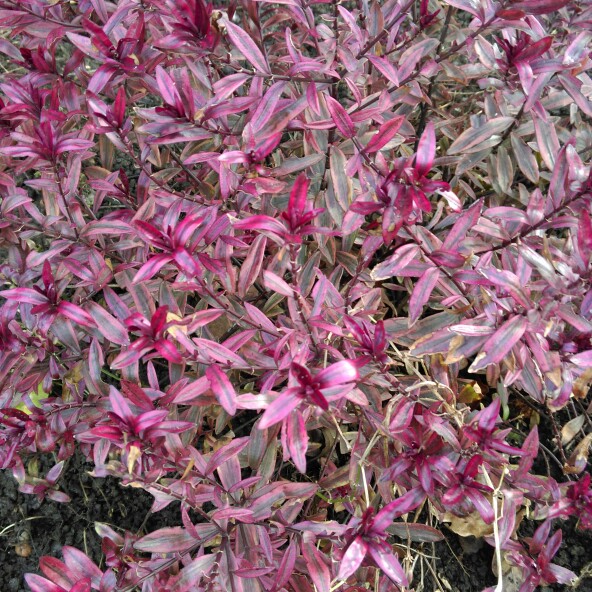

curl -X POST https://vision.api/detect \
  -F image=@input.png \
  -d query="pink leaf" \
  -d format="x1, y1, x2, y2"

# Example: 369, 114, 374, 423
168, 376, 210, 404
153, 339, 184, 364
109, 386, 133, 421
62, 546, 102, 587
262, 269, 294, 297
325, 96, 355, 138
110, 346, 148, 370
371, 244, 421, 280
204, 437, 250, 476
442, 199, 482, 251
415, 122, 436, 175
192, 338, 248, 367
374, 488, 426, 530
257, 94, 308, 139
368, 545, 408, 586
134, 527, 201, 553
468, 315, 528, 372
365, 116, 405, 153
316, 360, 359, 387
0, 288, 48, 305
223, 19, 271, 74
38, 556, 71, 589
275, 540, 297, 589
286, 410, 308, 473
206, 365, 237, 415
69, 580, 91, 592
466, 489, 495, 524
155, 65, 181, 108
447, 117, 514, 155
251, 81, 287, 132
287, 173, 309, 221
133, 254, 173, 283
174, 556, 218, 592
87, 302, 130, 346
510, 0, 570, 14
302, 542, 331, 592
234, 215, 287, 237
408, 266, 440, 324
572, 350, 592, 367
25, 574, 66, 592
533, 112, 560, 171
337, 536, 368, 581
238, 234, 267, 298
88, 63, 119, 94
511, 133, 540, 184
57, 301, 96, 328
258, 392, 301, 429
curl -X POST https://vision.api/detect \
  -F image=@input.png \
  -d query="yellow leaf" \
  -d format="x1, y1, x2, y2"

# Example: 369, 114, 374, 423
458, 381, 483, 405
15, 384, 49, 414
165, 311, 188, 338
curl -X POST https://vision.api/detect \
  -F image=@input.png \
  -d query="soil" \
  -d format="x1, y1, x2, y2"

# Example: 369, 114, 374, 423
2, 451, 592, 592
0, 453, 180, 592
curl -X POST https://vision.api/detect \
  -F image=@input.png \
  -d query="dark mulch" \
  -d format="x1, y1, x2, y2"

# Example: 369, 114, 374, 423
0, 453, 179, 592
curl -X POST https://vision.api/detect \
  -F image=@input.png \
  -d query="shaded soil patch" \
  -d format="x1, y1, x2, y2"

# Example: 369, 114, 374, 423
0, 453, 179, 592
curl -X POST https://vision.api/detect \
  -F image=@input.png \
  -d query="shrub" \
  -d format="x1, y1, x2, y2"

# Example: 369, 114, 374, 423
0, 0, 590, 590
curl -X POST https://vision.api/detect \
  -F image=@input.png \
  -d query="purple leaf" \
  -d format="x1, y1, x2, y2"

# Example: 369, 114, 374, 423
133, 254, 173, 283
155, 65, 181, 108
371, 245, 421, 280
275, 540, 297, 589
88, 63, 119, 94
234, 215, 287, 237
192, 338, 248, 367
442, 199, 482, 251
109, 386, 133, 421
466, 489, 495, 524
374, 488, 426, 530
250, 81, 287, 132
387, 522, 444, 543
173, 555, 218, 592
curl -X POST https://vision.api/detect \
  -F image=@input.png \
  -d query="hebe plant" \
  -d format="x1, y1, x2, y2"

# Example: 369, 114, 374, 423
0, 0, 591, 590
